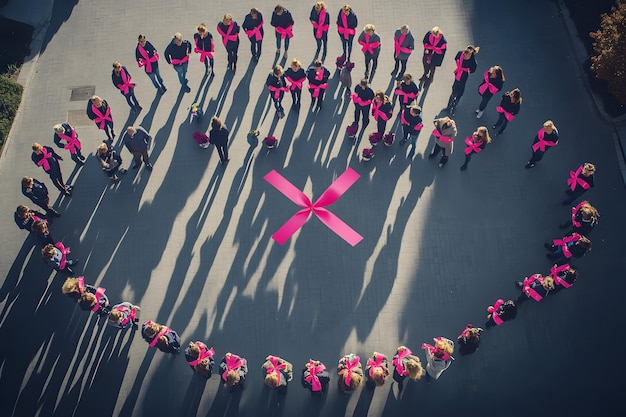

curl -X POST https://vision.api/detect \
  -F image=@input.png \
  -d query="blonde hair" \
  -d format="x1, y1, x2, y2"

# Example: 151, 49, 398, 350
225, 370, 240, 388
223, 14, 233, 24
32, 142, 42, 151
431, 26, 440, 35
434, 338, 454, 355
143, 321, 162, 338
53, 124, 64, 133
342, 4, 352, 13
464, 45, 480, 54
273, 65, 283, 75
291, 58, 302, 69
91, 95, 102, 104
197, 23, 207, 33
405, 358, 424, 380
97, 143, 108, 154
62, 277, 79, 294
543, 120, 556, 131
580, 202, 599, 219
315, 2, 326, 11
370, 367, 385, 386
108, 309, 122, 323
22, 176, 33, 188
476, 126, 492, 144
583, 163, 596, 173
510, 88, 522, 104
42, 244, 56, 259
173, 33, 183, 41
542, 276, 555, 290
364, 24, 376, 32
400, 24, 409, 31
265, 373, 279, 388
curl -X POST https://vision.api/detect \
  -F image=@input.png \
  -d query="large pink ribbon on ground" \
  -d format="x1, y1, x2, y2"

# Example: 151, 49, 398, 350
264, 169, 363, 246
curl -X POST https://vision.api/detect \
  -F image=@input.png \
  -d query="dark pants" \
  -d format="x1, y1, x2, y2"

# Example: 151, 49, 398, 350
478, 93, 494, 111
448, 80, 467, 107
202, 57, 214, 72
104, 152, 123, 177
272, 95, 284, 112
393, 59, 408, 79
226, 44, 239, 68
123, 89, 140, 108
98, 120, 115, 140
216, 143, 228, 162
249, 39, 262, 58
290, 88, 301, 106
493, 112, 510, 134
528, 151, 546, 164
354, 105, 369, 125
376, 118, 387, 134
422, 54, 437, 80
401, 125, 416, 144
48, 171, 67, 192
364, 53, 378, 75
310, 88, 325, 104
430, 144, 449, 165
314, 32, 328, 57
132, 150, 150, 166
275, 32, 290, 50
340, 35, 354, 60
461, 153, 473, 169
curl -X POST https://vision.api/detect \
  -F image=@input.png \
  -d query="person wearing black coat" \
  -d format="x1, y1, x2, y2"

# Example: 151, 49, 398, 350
194, 23, 215, 75
164, 32, 192, 92
21, 176, 60, 216
336, 5, 358, 61
209, 116, 230, 163
475, 65, 504, 118
242, 8, 264, 60
111, 62, 141, 112
271, 5, 294, 55
86, 95, 115, 141
31, 143, 72, 194
53, 123, 85, 165
492, 88, 522, 136
446, 46, 479, 111
266, 65, 287, 117
310, 2, 330, 59
14, 204, 48, 232
559, 200, 599, 236
136, 35, 166, 93
399, 105, 423, 146
217, 14, 240, 72
306, 60, 330, 110
421, 26, 447, 83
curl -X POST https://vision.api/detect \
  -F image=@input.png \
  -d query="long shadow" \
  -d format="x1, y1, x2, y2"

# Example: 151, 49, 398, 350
39, 0, 79, 53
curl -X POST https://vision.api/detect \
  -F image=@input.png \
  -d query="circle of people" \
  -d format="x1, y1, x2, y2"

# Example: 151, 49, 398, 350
13, 1, 600, 396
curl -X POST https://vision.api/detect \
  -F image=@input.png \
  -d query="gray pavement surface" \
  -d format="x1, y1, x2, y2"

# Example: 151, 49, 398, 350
1, 1, 625, 416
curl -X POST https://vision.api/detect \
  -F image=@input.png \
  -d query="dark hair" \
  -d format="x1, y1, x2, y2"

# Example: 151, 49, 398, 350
274, 5, 284, 13
211, 116, 222, 130
138, 34, 145, 41
314, 59, 322, 68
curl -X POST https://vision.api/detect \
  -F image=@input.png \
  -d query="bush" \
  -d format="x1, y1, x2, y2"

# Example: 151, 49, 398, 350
590, 1, 626, 104
0, 75, 24, 148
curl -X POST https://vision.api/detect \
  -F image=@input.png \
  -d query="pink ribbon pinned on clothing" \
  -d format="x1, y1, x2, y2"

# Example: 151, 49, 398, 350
58, 130, 81, 154
217, 22, 238, 47
351, 94, 371, 106
394, 88, 418, 104
464, 136, 482, 155
571, 201, 587, 227
424, 34, 446, 54
264, 169, 363, 246
118, 305, 138, 326
359, 34, 380, 54
286, 76, 304, 90
392, 348, 412, 377
366, 354, 385, 379
400, 111, 423, 130
393, 33, 412, 58
149, 326, 171, 347
188, 344, 216, 367
265, 356, 287, 382
453, 57, 471, 81
487, 299, 504, 325
312, 9, 328, 39
171, 56, 189, 65
371, 101, 390, 121
91, 104, 113, 130
478, 71, 499, 95
137, 45, 158, 74
222, 354, 244, 381
275, 25, 294, 39
432, 129, 453, 144
340, 356, 361, 386
117, 68, 135, 95
268, 85, 289, 99
496, 106, 515, 121
77, 276, 85, 293
92, 287, 107, 312
245, 21, 264, 41
54, 241, 70, 270
337, 13, 355, 39
567, 166, 591, 191
37, 147, 53, 171
532, 128, 556, 152
308, 82, 328, 98
522, 274, 543, 302
194, 37, 214, 62
305, 360, 326, 392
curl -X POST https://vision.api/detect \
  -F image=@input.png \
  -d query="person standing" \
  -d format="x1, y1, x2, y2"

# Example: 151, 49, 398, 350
21, 176, 60, 216
217, 14, 240, 73
266, 65, 288, 118
428, 116, 457, 168
391, 24, 414, 80
544, 232, 592, 264
358, 24, 381, 80
97, 143, 126, 181
194, 23, 215, 76
399, 105, 423, 146
122, 126, 153, 170
164, 32, 192, 92
475, 66, 504, 118
549, 263, 579, 293
310, 2, 330, 60
41, 242, 78, 274
14, 204, 48, 232
559, 200, 599, 236
421, 26, 447, 83
31, 142, 72, 195
391, 346, 424, 392
262, 355, 294, 391
135, 34, 166, 93
336, 4, 357, 61
209, 116, 230, 163
242, 8, 264, 61
371, 90, 393, 134
351, 78, 374, 129
112, 61, 141, 113
446, 45, 479, 112
285, 58, 306, 110
394, 73, 419, 109
515, 274, 555, 305
306, 59, 330, 110
492, 88, 522, 136
185, 341, 216, 379
485, 299, 517, 328
31, 220, 54, 247
141, 320, 181, 354
460, 126, 491, 171
108, 302, 140, 329
271, 5, 294, 56
526, 120, 559, 168
364, 352, 389, 388
422, 337, 454, 380
562, 162, 595, 205
220, 352, 248, 391
302, 359, 330, 395
457, 325, 483, 356
337, 353, 363, 393
53, 123, 85, 165
86, 95, 115, 141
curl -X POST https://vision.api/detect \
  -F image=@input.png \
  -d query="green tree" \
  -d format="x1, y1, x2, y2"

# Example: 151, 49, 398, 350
590, 0, 626, 104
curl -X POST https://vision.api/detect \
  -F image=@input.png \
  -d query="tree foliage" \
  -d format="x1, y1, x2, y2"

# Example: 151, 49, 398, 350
590, 0, 626, 104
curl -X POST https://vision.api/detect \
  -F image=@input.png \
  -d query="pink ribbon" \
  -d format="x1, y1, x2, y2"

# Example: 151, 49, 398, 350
77, 276, 85, 293
522, 274, 544, 302
340, 356, 360, 387
394, 88, 418, 104
478, 71, 499, 96
422, 338, 451, 361
91, 287, 107, 312
91, 104, 113, 130
117, 305, 138, 326
149, 326, 171, 347
453, 55, 471, 81
308, 82, 328, 98
171, 55, 189, 65
285, 75, 304, 91
367, 354, 385, 379
424, 34, 446, 54
305, 360, 326, 392
275, 25, 293, 39
571, 201, 588, 227
268, 85, 289, 99
550, 263, 573, 288
532, 128, 556, 152
57, 129, 81, 154
217, 22, 238, 47
137, 45, 158, 73
188, 344, 216, 367
487, 299, 504, 325
264, 169, 363, 246
371, 101, 390, 121
567, 166, 591, 191
244, 21, 264, 41
194, 36, 214, 62
394, 33, 412, 58
553, 233, 580, 259
400, 111, 423, 131
495, 106, 515, 121
337, 13, 355, 39
458, 324, 472, 340
37, 147, 53, 171
432, 129, 453, 144
265, 356, 287, 382
351, 93, 372, 106
312, 9, 328, 39
221, 354, 244, 381
392, 348, 412, 377
359, 33, 380, 54
464, 136, 482, 155
54, 241, 70, 270
116, 68, 135, 95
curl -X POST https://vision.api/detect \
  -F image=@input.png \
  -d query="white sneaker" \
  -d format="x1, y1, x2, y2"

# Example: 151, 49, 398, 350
476, 110, 484, 119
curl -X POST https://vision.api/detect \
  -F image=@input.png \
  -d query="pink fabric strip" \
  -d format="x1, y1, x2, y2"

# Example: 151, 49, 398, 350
57, 130, 81, 154
217, 22, 238, 47
522, 275, 543, 302
54, 241, 70, 270
91, 104, 113, 130
371, 101, 390, 121
221, 354, 244, 381
464, 136, 482, 155
393, 33, 412, 58
264, 169, 363, 246
550, 264, 572, 288
305, 360, 326, 391
351, 94, 371, 106
391, 348, 412, 376
424, 34, 445, 54
312, 9, 329, 39
495, 106, 515, 121
366, 354, 385, 379
91, 287, 106, 312
171, 56, 189, 65
453, 57, 470, 81
478, 71, 499, 95
137, 45, 158, 73
117, 68, 135, 95
285, 76, 304, 90
432, 129, 453, 144
37, 148, 53, 171
245, 21, 264, 40
308, 83, 328, 98
531, 128, 555, 152
394, 89, 417, 104
275, 25, 294, 39
268, 85, 289, 99
571, 201, 587, 227
567, 166, 591, 191
194, 37, 214, 62
337, 13, 355, 39
359, 33, 380, 54
188, 344, 216, 367
488, 299, 504, 325
149, 326, 170, 347
77, 276, 85, 293
342, 356, 360, 386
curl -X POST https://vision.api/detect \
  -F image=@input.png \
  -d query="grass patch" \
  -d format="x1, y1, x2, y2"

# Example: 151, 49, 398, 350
0, 76, 24, 147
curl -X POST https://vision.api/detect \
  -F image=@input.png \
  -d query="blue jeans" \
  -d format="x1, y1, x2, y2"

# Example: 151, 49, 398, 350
275, 32, 290, 50
146, 67, 164, 89
494, 112, 509, 133
124, 90, 139, 108
340, 35, 354, 60
173, 63, 188, 86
